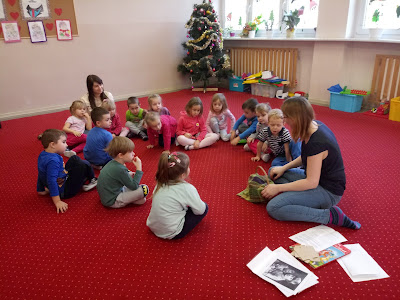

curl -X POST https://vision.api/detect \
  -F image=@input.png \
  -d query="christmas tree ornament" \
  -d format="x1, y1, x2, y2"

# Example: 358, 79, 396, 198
187, 51, 190, 55
206, 10, 211, 15
198, 27, 201, 30
200, 8, 203, 12
213, 68, 215, 71
187, 35, 189, 38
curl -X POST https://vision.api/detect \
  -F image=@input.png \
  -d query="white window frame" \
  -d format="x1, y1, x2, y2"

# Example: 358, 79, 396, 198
354, 0, 400, 39
222, 0, 317, 38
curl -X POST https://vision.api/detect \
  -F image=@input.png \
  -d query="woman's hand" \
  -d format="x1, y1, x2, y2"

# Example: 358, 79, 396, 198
261, 184, 280, 200
269, 166, 285, 181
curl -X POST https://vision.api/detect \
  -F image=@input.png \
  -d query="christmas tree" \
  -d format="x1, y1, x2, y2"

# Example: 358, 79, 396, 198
177, 0, 233, 91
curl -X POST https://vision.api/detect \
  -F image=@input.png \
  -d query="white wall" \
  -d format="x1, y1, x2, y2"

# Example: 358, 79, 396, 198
0, 0, 202, 119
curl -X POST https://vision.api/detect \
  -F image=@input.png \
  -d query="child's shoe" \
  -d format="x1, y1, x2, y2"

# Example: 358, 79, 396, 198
261, 153, 271, 162
91, 164, 103, 170
139, 131, 148, 141
37, 134, 43, 140
82, 177, 98, 191
64, 149, 76, 157
243, 144, 250, 151
184, 145, 192, 151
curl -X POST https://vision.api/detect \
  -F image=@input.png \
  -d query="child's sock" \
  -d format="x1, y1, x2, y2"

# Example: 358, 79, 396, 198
261, 153, 271, 162
329, 206, 361, 229
243, 144, 250, 151
184, 145, 193, 151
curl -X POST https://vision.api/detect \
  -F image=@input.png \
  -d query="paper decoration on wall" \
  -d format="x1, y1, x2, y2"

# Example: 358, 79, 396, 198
1, 20, 20, 42
27, 20, 46, 42
55, 19, 71, 40
0, 0, 6, 21
20, 0, 50, 20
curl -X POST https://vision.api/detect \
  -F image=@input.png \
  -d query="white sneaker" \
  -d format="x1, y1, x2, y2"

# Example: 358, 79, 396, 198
82, 178, 98, 191
64, 150, 76, 157
243, 144, 250, 151
261, 153, 271, 162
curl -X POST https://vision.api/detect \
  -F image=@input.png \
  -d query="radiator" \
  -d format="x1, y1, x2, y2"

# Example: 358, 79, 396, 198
228, 48, 298, 87
371, 54, 400, 101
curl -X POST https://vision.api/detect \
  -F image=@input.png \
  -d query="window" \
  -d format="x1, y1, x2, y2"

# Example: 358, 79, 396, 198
362, 0, 400, 29
222, 0, 319, 35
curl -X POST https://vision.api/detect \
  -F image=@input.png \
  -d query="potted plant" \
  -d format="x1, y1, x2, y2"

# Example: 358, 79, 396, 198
370, 9, 383, 39
241, 15, 263, 38
281, 7, 302, 38
265, 10, 274, 38
225, 26, 235, 37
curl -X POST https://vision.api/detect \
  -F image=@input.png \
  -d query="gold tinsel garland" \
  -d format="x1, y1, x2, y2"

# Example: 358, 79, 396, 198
183, 54, 231, 78
186, 33, 220, 51
185, 16, 219, 29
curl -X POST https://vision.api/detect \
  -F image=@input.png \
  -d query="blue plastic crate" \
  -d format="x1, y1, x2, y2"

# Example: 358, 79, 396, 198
329, 92, 363, 113
229, 77, 250, 92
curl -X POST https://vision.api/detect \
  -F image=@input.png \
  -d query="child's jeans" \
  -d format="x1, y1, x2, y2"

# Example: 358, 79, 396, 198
126, 120, 145, 134
172, 203, 209, 239
62, 155, 95, 199
66, 133, 87, 153
271, 140, 302, 167
110, 185, 149, 208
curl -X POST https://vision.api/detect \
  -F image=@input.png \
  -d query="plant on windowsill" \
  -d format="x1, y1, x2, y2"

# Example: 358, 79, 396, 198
370, 9, 383, 39
265, 10, 274, 38
241, 15, 264, 38
225, 26, 235, 37
281, 7, 302, 38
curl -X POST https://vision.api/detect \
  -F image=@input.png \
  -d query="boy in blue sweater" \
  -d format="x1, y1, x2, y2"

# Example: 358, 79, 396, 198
230, 98, 259, 145
84, 107, 113, 168
37, 129, 97, 213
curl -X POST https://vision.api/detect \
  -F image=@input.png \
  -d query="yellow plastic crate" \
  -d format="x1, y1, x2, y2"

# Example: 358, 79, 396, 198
389, 96, 400, 122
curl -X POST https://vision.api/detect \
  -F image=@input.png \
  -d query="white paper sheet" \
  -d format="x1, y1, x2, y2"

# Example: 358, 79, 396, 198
337, 244, 389, 282
289, 225, 347, 252
247, 246, 318, 297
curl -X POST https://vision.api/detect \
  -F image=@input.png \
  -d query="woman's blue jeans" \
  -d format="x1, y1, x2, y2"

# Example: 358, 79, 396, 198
266, 168, 342, 224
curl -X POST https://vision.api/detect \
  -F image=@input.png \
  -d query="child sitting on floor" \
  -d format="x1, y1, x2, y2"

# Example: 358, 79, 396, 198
252, 109, 301, 166
125, 96, 148, 140
84, 107, 113, 168
146, 152, 208, 239
97, 136, 149, 208
62, 100, 92, 157
37, 129, 97, 214
101, 99, 129, 137
144, 111, 177, 151
148, 94, 171, 116
176, 97, 219, 150
205, 93, 236, 142
245, 102, 271, 162
230, 98, 259, 145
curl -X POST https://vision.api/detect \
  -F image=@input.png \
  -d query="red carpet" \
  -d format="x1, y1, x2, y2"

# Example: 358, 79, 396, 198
1, 88, 399, 299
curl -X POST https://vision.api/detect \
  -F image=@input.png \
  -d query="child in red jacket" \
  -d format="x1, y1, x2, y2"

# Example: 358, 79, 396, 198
176, 97, 219, 150
145, 112, 177, 151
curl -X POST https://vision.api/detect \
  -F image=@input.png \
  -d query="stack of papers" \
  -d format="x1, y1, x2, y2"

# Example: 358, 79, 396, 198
337, 244, 389, 282
247, 246, 319, 297
289, 225, 347, 252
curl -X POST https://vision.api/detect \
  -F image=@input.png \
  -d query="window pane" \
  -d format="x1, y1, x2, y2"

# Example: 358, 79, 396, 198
363, 0, 400, 29
251, 0, 281, 30
225, 0, 248, 30
287, 0, 319, 29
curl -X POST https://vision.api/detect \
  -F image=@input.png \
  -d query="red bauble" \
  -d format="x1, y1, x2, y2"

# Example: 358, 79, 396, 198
212, 10, 215, 13
213, 68, 215, 71
190, 70, 193, 73
187, 51, 190, 55
198, 27, 201, 30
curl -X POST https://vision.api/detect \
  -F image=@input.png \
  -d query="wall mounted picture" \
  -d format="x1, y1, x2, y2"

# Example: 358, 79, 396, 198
1, 21, 21, 43
27, 20, 46, 43
20, 0, 50, 20
0, 0, 6, 21
55, 19, 72, 40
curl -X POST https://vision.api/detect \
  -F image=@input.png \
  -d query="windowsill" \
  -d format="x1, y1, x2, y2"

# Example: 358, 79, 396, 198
224, 36, 400, 44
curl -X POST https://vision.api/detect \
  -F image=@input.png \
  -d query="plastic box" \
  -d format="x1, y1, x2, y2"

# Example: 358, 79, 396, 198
389, 96, 400, 122
251, 83, 283, 98
229, 77, 250, 92
329, 92, 363, 113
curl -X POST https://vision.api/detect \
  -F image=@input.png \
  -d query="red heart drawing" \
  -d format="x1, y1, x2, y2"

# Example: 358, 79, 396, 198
10, 12, 19, 20
54, 8, 62, 16
46, 23, 54, 31
8, 0, 16, 6
18, 25, 21, 31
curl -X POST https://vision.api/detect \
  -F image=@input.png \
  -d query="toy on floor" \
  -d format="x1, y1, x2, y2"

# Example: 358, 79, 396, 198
371, 100, 390, 115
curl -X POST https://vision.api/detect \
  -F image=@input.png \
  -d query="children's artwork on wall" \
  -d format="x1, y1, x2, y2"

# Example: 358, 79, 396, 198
20, 0, 50, 20
55, 19, 71, 40
0, 0, 6, 21
27, 20, 46, 43
1, 21, 21, 43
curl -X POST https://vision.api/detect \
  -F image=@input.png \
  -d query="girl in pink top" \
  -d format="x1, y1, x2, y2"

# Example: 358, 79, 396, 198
102, 100, 129, 137
62, 100, 92, 157
145, 112, 177, 151
205, 93, 236, 142
176, 97, 219, 150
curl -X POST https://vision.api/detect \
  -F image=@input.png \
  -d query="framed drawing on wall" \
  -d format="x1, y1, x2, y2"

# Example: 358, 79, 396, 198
20, 0, 50, 20
0, 0, 6, 21
1, 21, 21, 43
55, 19, 72, 40
27, 20, 47, 43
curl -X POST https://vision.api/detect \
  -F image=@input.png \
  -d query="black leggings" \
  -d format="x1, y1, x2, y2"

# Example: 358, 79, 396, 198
173, 203, 209, 239
62, 156, 95, 199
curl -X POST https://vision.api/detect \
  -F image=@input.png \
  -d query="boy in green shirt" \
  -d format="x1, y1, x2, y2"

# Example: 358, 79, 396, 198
125, 96, 148, 140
